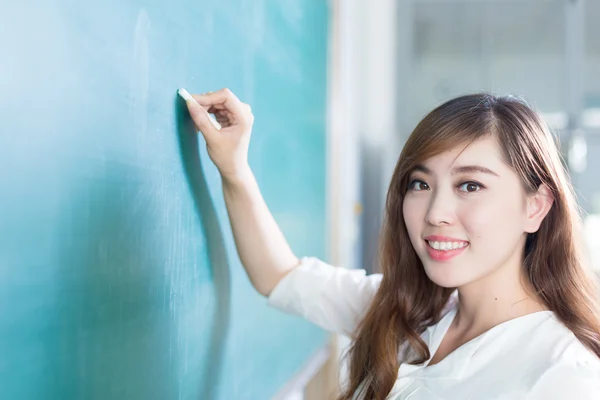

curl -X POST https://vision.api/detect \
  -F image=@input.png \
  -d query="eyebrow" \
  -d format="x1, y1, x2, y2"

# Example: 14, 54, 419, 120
412, 164, 500, 177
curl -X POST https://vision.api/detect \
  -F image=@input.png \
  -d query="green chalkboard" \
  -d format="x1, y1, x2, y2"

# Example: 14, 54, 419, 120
0, 1, 329, 399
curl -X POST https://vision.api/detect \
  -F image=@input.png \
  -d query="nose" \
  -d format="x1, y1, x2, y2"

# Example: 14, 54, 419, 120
425, 188, 455, 226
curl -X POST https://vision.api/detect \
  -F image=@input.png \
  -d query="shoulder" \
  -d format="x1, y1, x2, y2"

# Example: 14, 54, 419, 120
528, 316, 600, 398
529, 357, 600, 398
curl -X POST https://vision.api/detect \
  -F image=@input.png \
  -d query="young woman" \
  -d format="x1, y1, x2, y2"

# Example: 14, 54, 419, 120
182, 88, 600, 399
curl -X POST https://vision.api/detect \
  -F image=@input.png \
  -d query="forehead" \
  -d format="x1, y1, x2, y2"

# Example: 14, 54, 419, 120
420, 136, 506, 172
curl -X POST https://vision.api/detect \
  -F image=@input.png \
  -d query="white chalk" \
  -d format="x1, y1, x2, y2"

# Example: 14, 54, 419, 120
178, 88, 221, 130
178, 88, 196, 103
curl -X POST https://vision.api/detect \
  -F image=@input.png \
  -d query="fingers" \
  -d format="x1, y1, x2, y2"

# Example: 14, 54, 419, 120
192, 88, 247, 120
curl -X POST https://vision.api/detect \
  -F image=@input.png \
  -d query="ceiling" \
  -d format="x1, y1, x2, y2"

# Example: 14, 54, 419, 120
412, 0, 600, 56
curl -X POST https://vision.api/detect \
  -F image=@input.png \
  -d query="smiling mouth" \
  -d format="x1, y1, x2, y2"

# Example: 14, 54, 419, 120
426, 240, 469, 251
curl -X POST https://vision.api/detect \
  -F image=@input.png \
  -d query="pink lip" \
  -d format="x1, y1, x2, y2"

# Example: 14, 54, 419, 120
423, 235, 469, 262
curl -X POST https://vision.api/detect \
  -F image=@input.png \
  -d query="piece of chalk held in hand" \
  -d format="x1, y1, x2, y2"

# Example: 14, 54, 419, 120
178, 88, 221, 130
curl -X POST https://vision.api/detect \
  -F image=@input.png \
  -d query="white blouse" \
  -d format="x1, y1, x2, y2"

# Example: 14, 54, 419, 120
267, 257, 600, 399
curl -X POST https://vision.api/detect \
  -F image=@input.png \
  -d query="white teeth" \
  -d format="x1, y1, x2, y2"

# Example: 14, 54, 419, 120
428, 241, 468, 251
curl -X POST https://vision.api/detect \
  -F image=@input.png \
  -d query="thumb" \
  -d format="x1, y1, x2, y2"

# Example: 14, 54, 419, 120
186, 99, 220, 142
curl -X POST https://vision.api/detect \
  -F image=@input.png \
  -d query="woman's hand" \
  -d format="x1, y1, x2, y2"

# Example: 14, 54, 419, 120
183, 88, 254, 182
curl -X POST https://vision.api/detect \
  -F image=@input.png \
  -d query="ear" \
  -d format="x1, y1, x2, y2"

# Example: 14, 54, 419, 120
524, 184, 554, 234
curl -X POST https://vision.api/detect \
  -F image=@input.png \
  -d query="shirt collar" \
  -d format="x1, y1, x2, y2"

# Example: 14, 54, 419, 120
398, 304, 483, 380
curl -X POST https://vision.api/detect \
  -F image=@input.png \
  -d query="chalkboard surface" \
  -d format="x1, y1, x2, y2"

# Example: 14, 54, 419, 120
0, 1, 329, 399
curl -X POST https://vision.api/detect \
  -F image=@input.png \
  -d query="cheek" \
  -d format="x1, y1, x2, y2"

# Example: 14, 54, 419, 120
458, 196, 524, 240
403, 196, 425, 240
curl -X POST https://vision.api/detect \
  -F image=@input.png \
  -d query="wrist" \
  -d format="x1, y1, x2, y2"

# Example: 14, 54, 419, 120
221, 166, 254, 186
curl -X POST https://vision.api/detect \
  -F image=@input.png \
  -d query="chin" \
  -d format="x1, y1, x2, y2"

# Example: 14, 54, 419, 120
422, 263, 469, 288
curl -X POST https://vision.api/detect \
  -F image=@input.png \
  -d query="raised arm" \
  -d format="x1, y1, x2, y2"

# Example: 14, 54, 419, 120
181, 88, 299, 297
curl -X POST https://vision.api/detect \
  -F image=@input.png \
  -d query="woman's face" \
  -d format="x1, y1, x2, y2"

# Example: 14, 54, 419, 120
402, 136, 531, 289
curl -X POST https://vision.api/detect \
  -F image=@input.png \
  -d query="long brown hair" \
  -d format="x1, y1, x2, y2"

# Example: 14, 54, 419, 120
337, 94, 600, 400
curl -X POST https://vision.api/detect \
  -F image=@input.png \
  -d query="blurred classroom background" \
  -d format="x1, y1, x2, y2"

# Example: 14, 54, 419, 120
1, 0, 599, 399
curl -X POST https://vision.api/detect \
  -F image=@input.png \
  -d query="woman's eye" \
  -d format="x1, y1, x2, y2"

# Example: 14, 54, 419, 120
459, 182, 482, 193
410, 180, 430, 191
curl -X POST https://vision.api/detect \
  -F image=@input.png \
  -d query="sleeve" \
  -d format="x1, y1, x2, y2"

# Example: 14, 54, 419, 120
529, 361, 600, 399
267, 256, 383, 337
